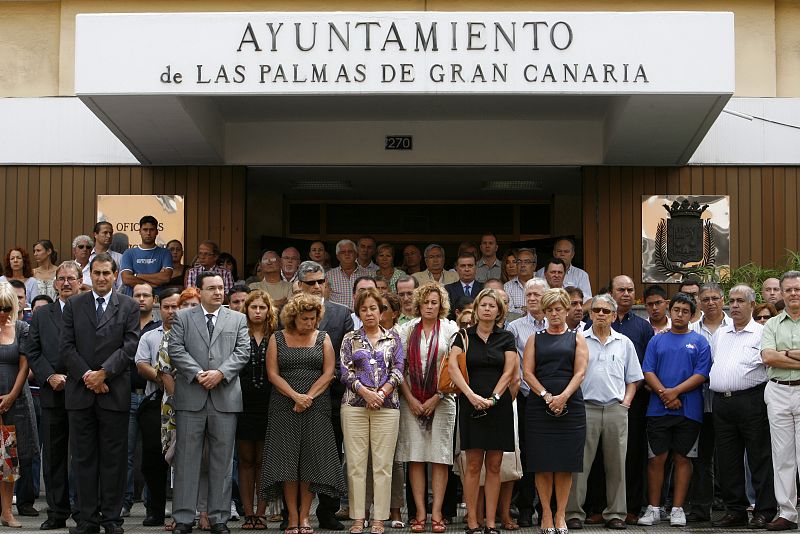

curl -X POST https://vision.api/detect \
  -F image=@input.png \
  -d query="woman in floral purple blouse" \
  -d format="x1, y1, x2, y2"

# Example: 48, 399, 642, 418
340, 287, 405, 534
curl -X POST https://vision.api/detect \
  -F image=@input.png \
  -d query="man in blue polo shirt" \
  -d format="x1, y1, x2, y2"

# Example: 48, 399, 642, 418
638, 293, 711, 528
120, 215, 173, 296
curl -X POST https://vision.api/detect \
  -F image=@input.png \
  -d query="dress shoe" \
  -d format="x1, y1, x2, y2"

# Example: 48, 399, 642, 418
173, 523, 194, 534
517, 510, 532, 528
605, 518, 626, 530
584, 514, 604, 525
713, 513, 749, 528
318, 516, 345, 530
566, 518, 582, 530
624, 514, 639, 526
103, 526, 124, 534
143, 515, 165, 527
751, 514, 774, 530
18, 504, 40, 516
685, 511, 710, 523
41, 518, 68, 530
69, 527, 101, 534
767, 518, 799, 531
210, 524, 230, 534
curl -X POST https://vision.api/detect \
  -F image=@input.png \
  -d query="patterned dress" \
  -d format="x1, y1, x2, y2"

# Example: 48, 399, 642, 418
259, 330, 346, 499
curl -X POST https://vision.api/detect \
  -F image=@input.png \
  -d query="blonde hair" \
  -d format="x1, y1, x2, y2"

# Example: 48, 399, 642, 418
280, 293, 325, 332
244, 290, 278, 335
541, 288, 570, 312
412, 282, 450, 319
0, 282, 18, 320
473, 288, 507, 324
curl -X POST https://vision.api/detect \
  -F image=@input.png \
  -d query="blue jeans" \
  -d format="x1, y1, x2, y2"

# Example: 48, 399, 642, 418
124, 392, 146, 511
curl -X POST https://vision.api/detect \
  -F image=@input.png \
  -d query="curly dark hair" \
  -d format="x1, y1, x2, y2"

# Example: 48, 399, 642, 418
4, 247, 33, 278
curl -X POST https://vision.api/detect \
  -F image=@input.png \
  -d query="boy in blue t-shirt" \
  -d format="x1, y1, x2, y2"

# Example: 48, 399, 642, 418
637, 293, 711, 528
119, 215, 174, 296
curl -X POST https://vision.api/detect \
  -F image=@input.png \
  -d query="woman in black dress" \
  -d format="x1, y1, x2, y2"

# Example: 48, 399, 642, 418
448, 288, 519, 534
238, 289, 278, 530
523, 288, 588, 534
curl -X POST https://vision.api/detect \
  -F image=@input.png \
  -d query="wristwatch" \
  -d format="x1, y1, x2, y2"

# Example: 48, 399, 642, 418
540, 389, 548, 398
491, 393, 501, 405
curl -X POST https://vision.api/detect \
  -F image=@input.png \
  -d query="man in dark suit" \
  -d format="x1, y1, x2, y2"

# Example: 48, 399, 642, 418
26, 261, 83, 530
61, 252, 140, 534
445, 252, 483, 318
168, 272, 250, 534
297, 261, 352, 530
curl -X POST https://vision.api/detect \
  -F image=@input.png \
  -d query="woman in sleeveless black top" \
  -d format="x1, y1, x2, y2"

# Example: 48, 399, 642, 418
522, 289, 588, 534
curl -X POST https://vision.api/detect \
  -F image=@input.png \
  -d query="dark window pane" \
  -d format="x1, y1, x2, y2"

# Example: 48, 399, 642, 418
289, 204, 320, 234
520, 204, 551, 235
326, 204, 514, 235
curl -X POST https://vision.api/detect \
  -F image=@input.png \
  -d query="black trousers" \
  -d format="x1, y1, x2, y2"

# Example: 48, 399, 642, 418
68, 404, 128, 530
41, 405, 72, 521
514, 394, 536, 516
316, 393, 344, 520
688, 411, 715, 518
137, 393, 169, 519
713, 386, 777, 517
625, 388, 649, 515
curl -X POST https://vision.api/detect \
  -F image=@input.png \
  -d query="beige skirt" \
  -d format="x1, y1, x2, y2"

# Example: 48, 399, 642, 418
394, 394, 456, 465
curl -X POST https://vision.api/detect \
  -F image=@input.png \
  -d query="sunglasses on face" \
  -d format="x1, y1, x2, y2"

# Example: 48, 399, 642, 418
591, 307, 614, 315
75, 244, 91, 250
302, 279, 325, 286
756, 315, 772, 321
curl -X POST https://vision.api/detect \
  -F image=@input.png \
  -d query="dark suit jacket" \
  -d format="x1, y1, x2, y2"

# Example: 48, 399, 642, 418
445, 280, 484, 310
60, 291, 140, 412
320, 300, 354, 398
26, 301, 68, 408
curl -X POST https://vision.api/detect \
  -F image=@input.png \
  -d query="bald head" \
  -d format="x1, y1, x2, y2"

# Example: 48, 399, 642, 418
611, 275, 636, 312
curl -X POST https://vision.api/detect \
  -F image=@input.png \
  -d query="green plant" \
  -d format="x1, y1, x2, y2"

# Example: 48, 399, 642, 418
696, 248, 799, 302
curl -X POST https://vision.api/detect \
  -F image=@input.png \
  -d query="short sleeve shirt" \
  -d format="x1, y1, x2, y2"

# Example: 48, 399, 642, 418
762, 311, 800, 381
642, 331, 711, 423
453, 325, 517, 398
119, 246, 173, 295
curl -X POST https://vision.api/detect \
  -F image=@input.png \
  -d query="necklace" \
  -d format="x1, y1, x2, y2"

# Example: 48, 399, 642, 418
249, 336, 268, 389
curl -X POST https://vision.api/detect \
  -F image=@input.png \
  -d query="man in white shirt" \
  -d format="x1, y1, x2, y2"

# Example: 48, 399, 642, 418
708, 284, 776, 529
535, 238, 592, 303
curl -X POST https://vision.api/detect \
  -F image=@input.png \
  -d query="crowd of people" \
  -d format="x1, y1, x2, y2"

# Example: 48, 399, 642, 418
1, 217, 799, 534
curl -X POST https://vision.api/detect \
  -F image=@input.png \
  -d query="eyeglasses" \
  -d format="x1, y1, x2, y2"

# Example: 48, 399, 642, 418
591, 307, 614, 315
282, 256, 300, 261
515, 260, 535, 265
755, 315, 772, 321
56, 276, 79, 283
261, 258, 279, 264
700, 296, 722, 303
0, 307, 13, 313
471, 409, 488, 419
75, 244, 91, 250
302, 279, 325, 286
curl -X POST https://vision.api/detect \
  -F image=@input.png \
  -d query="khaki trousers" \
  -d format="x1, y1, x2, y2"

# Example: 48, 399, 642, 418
567, 402, 628, 521
342, 406, 401, 521
764, 380, 800, 523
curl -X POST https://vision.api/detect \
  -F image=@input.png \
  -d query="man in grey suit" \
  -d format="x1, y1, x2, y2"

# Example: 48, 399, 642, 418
26, 261, 82, 530
297, 261, 352, 530
168, 271, 250, 534
61, 253, 140, 534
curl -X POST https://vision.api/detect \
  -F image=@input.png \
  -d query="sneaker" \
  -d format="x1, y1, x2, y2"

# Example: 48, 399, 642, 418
638, 506, 661, 526
230, 502, 240, 521
659, 507, 669, 521
670, 507, 686, 527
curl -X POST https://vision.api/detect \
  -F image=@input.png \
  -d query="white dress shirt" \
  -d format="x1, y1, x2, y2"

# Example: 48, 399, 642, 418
709, 319, 766, 393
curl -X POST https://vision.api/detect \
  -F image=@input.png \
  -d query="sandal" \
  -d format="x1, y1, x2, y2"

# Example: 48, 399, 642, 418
431, 519, 446, 533
485, 527, 501, 534
299, 527, 314, 534
465, 528, 483, 534
242, 516, 257, 530
284, 527, 299, 534
350, 519, 366, 534
502, 521, 519, 530
410, 519, 426, 533
253, 516, 269, 530
390, 520, 405, 529
165, 519, 176, 532
371, 520, 385, 534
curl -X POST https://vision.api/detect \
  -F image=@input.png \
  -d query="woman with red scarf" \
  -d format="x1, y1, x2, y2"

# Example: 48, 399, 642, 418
396, 282, 459, 534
